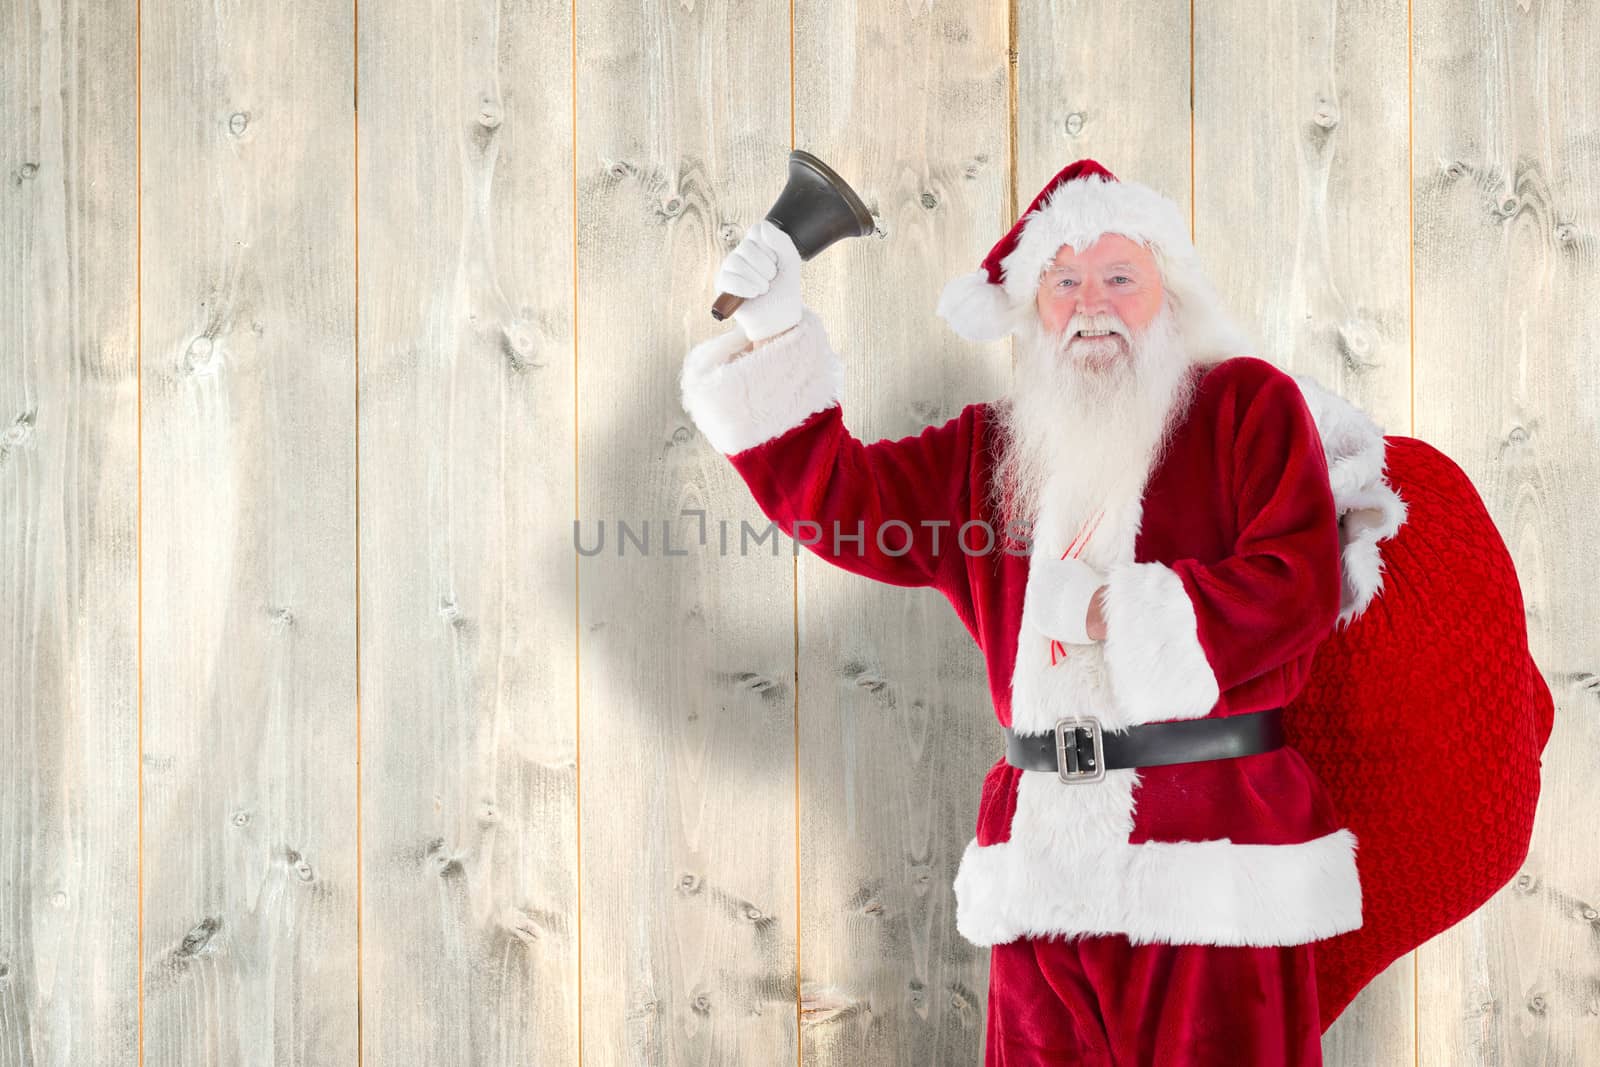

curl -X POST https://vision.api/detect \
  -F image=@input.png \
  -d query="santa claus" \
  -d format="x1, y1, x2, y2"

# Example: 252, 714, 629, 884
680, 160, 1393, 1065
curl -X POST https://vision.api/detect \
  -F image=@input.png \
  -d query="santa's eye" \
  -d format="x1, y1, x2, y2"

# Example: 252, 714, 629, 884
1055, 278, 1075, 289
1111, 275, 1132, 284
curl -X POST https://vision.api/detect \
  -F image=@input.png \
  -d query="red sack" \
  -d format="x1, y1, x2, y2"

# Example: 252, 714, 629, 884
1283, 380, 1555, 1031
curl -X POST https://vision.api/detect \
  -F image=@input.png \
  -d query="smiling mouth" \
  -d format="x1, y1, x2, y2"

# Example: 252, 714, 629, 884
1072, 329, 1122, 340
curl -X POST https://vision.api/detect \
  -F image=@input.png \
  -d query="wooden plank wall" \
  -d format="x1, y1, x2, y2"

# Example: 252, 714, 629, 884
1, 0, 1594, 1064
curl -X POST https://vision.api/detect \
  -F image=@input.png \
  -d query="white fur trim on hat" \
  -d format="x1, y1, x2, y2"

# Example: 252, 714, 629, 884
1289, 372, 1409, 629
936, 268, 1020, 343
941, 175, 1257, 361
679, 306, 845, 456
999, 175, 1196, 307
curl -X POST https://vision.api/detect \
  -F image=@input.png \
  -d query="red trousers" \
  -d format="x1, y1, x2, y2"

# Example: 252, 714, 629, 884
985, 933, 1323, 1066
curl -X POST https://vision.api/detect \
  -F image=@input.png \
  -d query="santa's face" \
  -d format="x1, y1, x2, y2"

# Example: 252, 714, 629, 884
1034, 234, 1165, 373
991, 280, 1199, 543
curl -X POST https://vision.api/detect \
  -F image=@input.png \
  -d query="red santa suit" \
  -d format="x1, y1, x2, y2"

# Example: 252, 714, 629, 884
683, 309, 1354, 1058
681, 161, 1407, 1065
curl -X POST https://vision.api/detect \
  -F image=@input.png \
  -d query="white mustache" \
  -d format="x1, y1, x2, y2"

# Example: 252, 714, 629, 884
1061, 313, 1129, 342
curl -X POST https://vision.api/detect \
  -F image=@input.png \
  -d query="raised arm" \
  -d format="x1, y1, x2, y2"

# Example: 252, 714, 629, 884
679, 306, 978, 591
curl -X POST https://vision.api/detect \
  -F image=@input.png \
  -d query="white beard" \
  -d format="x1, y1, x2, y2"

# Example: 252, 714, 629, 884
989, 297, 1202, 546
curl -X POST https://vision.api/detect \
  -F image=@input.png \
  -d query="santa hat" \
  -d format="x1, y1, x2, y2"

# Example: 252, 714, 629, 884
936, 159, 1255, 361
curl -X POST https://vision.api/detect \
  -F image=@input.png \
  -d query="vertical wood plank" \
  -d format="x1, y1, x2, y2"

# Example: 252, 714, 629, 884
575, 1, 798, 1062
358, 0, 578, 1061
1193, 2, 1414, 1060
138, 0, 358, 1060
791, 3, 1008, 1062
1017, 0, 1191, 208
0, 0, 139, 1061
1412, 0, 1600, 1061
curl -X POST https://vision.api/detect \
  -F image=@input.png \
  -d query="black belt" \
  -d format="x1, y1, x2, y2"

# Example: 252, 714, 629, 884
1005, 708, 1285, 783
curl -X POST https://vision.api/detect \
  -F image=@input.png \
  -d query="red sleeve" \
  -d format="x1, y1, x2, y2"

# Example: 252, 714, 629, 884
729, 403, 977, 589
679, 307, 975, 591
1100, 359, 1342, 722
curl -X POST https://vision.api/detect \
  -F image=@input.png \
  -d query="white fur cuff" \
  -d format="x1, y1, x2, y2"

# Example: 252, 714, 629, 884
1026, 554, 1107, 646
679, 306, 846, 456
1100, 561, 1221, 722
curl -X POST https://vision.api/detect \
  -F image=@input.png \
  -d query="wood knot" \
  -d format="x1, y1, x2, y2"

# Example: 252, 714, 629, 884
1336, 319, 1380, 369
1064, 112, 1086, 137
502, 322, 539, 369
287, 849, 314, 883
185, 336, 222, 376
2, 409, 36, 454
228, 112, 249, 136
178, 916, 222, 957
732, 671, 780, 698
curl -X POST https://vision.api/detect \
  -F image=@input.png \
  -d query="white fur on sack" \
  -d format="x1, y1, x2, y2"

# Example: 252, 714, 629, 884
1289, 373, 1409, 629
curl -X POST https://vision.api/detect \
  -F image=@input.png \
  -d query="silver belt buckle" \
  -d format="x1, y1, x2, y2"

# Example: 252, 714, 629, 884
1055, 716, 1105, 783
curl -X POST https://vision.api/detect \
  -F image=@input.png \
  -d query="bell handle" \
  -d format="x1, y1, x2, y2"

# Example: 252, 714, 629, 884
710, 291, 746, 321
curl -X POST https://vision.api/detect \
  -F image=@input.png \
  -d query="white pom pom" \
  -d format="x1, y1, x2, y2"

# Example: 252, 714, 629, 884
936, 269, 1018, 343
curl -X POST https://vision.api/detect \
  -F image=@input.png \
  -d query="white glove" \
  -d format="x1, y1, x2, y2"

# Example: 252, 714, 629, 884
1027, 554, 1107, 645
715, 219, 803, 343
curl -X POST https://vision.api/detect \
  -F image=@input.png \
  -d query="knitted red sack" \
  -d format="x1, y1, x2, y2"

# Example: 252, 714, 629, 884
1283, 380, 1556, 1032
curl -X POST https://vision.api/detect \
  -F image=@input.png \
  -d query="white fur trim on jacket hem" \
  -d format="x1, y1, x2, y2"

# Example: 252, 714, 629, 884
952, 822, 1363, 948
1099, 560, 1221, 722
679, 306, 845, 456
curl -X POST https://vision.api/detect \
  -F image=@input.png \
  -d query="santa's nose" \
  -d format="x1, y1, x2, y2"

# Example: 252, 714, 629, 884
1076, 278, 1112, 313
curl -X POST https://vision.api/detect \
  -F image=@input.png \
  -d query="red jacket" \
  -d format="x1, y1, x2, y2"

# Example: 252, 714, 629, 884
681, 307, 1363, 948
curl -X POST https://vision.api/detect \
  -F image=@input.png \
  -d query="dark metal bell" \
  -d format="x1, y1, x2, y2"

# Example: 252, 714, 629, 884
710, 149, 874, 321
